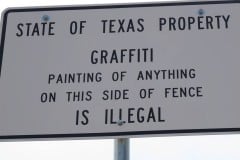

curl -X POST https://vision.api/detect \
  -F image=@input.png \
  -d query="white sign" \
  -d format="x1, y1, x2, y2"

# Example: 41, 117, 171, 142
0, 1, 240, 140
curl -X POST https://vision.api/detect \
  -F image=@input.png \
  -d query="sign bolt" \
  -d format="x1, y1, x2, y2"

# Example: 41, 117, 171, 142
42, 15, 50, 21
198, 9, 205, 15
117, 120, 125, 126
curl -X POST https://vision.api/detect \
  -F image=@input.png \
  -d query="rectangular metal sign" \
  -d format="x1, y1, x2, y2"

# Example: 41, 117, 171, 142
1, 1, 240, 140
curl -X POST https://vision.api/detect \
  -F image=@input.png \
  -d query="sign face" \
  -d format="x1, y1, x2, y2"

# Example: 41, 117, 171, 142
0, 1, 240, 140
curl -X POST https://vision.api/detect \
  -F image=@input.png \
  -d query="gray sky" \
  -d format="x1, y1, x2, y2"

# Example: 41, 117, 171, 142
0, 0, 240, 160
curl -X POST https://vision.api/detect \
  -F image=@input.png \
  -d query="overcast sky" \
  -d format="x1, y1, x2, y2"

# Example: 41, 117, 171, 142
0, 0, 240, 160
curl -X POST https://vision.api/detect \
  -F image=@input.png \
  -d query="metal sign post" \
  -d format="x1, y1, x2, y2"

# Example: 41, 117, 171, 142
114, 138, 130, 160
